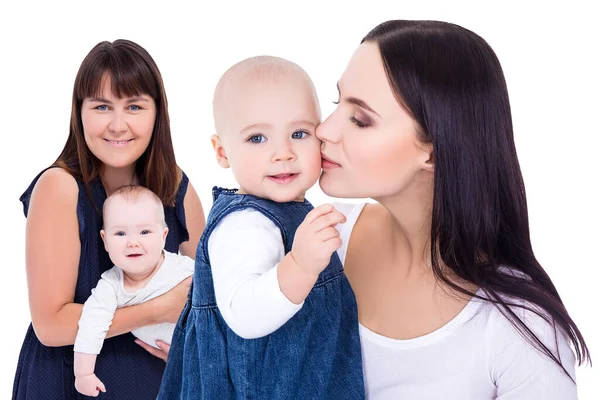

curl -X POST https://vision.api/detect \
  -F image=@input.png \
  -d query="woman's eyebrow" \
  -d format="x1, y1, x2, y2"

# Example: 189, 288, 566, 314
126, 96, 150, 103
87, 96, 150, 103
337, 82, 381, 117
88, 97, 112, 103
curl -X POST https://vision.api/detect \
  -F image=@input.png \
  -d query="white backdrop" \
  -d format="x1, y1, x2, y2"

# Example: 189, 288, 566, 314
1, 0, 598, 398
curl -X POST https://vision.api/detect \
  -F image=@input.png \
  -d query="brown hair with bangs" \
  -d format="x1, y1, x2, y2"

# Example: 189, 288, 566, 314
54, 39, 181, 207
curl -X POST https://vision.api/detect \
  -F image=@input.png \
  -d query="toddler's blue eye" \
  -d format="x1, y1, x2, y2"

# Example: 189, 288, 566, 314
141, 230, 150, 235
115, 231, 126, 236
291, 131, 308, 139
249, 135, 266, 143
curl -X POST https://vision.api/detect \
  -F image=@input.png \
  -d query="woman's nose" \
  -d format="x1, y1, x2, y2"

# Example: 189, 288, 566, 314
316, 113, 341, 144
108, 111, 128, 135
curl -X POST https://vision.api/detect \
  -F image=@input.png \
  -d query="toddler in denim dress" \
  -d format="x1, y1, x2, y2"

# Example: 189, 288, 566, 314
159, 56, 365, 399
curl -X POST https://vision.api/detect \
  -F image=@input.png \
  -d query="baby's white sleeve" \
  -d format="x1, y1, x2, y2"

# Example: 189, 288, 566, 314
208, 209, 303, 339
74, 277, 119, 354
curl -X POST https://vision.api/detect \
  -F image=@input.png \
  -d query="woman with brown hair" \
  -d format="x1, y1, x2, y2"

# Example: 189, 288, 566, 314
13, 39, 205, 399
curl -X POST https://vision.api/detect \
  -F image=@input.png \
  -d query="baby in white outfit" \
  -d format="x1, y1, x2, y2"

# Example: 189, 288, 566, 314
73, 185, 194, 396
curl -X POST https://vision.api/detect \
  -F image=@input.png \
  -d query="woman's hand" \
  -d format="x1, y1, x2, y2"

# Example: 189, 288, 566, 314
135, 339, 170, 362
135, 276, 191, 361
150, 276, 192, 324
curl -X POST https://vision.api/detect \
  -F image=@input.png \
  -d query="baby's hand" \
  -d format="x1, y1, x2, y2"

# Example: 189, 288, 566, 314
291, 204, 346, 276
75, 373, 106, 397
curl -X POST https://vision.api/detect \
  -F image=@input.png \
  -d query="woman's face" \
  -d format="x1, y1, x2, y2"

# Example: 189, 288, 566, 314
317, 42, 432, 200
81, 75, 156, 170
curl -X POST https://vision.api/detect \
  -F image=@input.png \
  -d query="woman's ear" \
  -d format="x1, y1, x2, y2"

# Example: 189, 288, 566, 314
211, 134, 230, 168
419, 142, 435, 172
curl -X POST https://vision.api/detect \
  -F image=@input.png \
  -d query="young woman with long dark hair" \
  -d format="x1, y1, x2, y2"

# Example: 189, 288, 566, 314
317, 20, 590, 399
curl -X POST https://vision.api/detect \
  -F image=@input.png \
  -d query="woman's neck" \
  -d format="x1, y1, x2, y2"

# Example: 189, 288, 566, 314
375, 181, 434, 277
376, 182, 478, 295
101, 164, 138, 196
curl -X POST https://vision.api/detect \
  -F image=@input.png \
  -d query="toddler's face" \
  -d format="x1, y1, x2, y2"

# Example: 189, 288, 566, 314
216, 77, 322, 202
100, 195, 167, 275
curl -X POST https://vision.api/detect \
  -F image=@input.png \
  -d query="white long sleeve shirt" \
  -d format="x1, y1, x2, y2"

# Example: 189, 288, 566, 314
74, 251, 194, 354
210, 203, 577, 399
208, 209, 302, 339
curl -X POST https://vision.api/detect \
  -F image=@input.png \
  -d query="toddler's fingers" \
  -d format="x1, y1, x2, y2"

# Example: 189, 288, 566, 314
318, 227, 341, 243
312, 211, 346, 232
323, 236, 343, 253
303, 204, 335, 224
98, 381, 106, 392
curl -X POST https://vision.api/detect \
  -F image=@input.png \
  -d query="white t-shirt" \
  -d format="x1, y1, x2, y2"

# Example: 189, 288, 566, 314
74, 251, 194, 354
208, 203, 577, 399
337, 203, 577, 400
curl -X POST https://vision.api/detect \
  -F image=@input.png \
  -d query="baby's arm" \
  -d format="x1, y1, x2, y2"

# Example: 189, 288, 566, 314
74, 277, 118, 396
209, 209, 303, 339
74, 353, 106, 397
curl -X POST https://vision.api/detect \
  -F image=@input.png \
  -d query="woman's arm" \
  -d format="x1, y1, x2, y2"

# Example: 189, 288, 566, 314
489, 306, 577, 399
179, 181, 205, 259
26, 168, 174, 347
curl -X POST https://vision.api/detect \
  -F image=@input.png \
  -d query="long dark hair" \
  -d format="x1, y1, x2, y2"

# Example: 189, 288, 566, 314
363, 20, 589, 378
55, 39, 180, 206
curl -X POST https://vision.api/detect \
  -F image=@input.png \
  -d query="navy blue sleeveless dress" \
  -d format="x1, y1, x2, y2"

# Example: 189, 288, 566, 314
13, 167, 191, 400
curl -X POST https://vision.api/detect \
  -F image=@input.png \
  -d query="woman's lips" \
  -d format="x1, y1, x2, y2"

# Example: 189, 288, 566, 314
321, 154, 341, 169
104, 138, 134, 147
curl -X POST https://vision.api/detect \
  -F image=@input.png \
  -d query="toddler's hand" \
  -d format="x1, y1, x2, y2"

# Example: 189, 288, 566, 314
75, 373, 106, 397
291, 204, 346, 276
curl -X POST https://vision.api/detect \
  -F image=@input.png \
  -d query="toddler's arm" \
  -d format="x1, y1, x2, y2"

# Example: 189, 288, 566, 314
210, 205, 346, 339
209, 209, 303, 339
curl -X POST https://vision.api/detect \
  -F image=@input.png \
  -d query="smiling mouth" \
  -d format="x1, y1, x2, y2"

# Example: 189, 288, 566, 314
105, 139, 134, 146
267, 173, 298, 184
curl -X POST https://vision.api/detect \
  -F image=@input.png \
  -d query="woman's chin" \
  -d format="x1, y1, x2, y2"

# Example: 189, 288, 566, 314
319, 176, 352, 198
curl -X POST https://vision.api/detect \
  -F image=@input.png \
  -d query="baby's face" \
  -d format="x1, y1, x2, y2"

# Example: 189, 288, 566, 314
100, 195, 167, 275
218, 77, 322, 202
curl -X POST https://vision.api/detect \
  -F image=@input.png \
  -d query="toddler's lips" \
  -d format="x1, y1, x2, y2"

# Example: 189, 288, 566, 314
127, 254, 143, 258
267, 173, 298, 184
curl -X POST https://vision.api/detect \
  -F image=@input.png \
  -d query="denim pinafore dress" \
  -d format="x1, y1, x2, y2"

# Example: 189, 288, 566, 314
13, 167, 191, 400
159, 187, 365, 399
